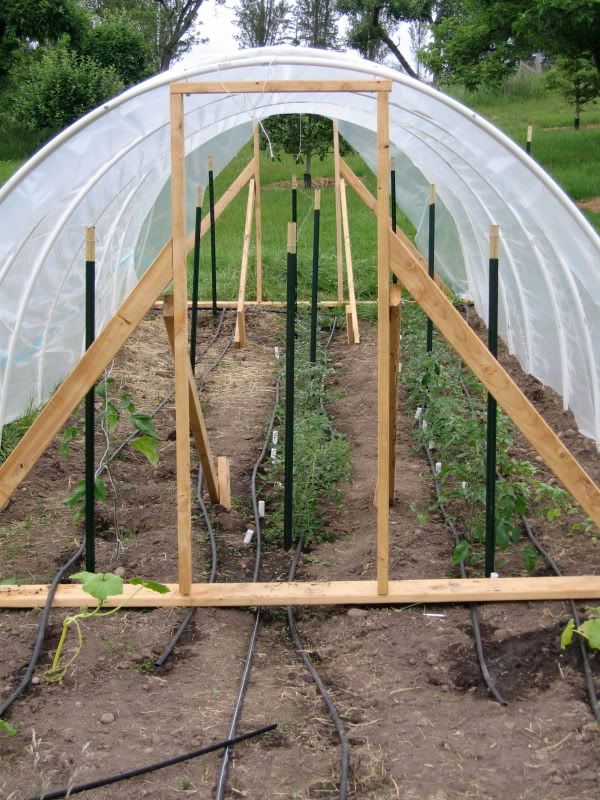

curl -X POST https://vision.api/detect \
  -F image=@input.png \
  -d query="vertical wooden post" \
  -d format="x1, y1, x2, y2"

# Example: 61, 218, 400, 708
376, 91, 391, 595
170, 91, 192, 596
389, 284, 401, 503
333, 121, 344, 304
339, 178, 360, 344
253, 124, 263, 302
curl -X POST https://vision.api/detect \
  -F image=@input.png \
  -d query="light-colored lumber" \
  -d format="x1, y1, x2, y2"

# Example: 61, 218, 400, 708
389, 284, 401, 502
345, 305, 354, 345
332, 121, 344, 304
86, 226, 95, 261
253, 124, 263, 303
376, 91, 391, 595
5, 575, 600, 608
162, 297, 220, 504
339, 179, 360, 345
339, 158, 453, 299
0, 161, 254, 511
153, 300, 378, 309
171, 80, 392, 94
171, 92, 193, 596
217, 456, 231, 510
234, 178, 255, 348
388, 228, 600, 527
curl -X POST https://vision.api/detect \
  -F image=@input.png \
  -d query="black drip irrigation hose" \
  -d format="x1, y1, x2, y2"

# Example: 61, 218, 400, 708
420, 441, 507, 705
214, 378, 280, 800
0, 541, 85, 719
23, 723, 277, 800
457, 372, 600, 720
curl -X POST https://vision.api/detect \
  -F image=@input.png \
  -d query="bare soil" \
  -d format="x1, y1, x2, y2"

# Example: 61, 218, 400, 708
577, 197, 600, 213
1, 307, 599, 800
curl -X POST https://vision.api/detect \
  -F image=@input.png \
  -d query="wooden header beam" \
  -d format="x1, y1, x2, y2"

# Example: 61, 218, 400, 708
389, 228, 600, 526
3, 575, 600, 608
171, 80, 392, 95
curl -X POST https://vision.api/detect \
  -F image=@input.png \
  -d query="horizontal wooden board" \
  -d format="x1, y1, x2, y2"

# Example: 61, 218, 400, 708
2, 576, 600, 608
171, 80, 392, 94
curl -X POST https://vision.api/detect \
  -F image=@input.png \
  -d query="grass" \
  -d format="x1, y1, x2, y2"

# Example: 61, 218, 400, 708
447, 73, 600, 230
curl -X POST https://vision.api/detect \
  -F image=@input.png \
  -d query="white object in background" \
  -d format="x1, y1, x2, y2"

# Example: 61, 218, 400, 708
435, 461, 442, 474
461, 481, 468, 491
270, 447, 277, 462
490, 572, 499, 579
258, 500, 265, 518
243, 529, 254, 545
428, 440, 436, 451
422, 419, 428, 432
415, 407, 423, 421
272, 429, 278, 445
274, 346, 280, 360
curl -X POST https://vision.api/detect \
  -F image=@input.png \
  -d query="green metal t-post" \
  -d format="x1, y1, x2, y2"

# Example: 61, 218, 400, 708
208, 156, 217, 316
485, 225, 500, 577
426, 184, 436, 353
84, 226, 96, 572
190, 186, 203, 372
391, 158, 398, 284
309, 190, 321, 363
284, 222, 297, 551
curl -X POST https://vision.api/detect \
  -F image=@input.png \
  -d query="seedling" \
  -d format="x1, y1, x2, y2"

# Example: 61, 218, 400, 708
46, 572, 168, 682
561, 607, 600, 651
0, 719, 16, 737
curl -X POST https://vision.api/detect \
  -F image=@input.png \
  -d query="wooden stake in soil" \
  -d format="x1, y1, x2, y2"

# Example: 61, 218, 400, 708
333, 121, 344, 304
485, 224, 500, 577
376, 90, 391, 594
208, 155, 218, 316
253, 124, 263, 303
171, 91, 193, 595
284, 222, 297, 551
84, 226, 96, 573
526, 125, 533, 155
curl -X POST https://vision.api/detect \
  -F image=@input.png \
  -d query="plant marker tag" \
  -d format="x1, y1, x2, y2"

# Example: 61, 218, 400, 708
435, 461, 442, 475
271, 447, 277, 462
422, 419, 428, 432
274, 346, 280, 360
461, 481, 467, 491
415, 407, 423, 421
272, 430, 279, 445
490, 572, 499, 579
428, 440, 436, 451
243, 529, 254, 545
258, 500, 265, 518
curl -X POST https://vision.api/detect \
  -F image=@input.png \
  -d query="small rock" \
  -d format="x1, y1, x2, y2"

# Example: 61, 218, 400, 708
100, 712, 115, 724
551, 775, 564, 785
347, 608, 368, 618
114, 566, 126, 578
441, 684, 450, 692
117, 660, 130, 670
408, 657, 417, 666
31, 676, 41, 685
425, 653, 438, 666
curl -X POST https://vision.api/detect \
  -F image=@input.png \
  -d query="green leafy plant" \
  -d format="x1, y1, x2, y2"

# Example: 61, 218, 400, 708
46, 572, 168, 682
561, 608, 600, 651
0, 719, 17, 736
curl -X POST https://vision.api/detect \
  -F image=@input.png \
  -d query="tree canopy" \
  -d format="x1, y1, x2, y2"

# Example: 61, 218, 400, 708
234, 0, 289, 48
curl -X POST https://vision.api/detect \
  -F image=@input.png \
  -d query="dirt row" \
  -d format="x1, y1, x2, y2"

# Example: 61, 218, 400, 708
1, 308, 599, 799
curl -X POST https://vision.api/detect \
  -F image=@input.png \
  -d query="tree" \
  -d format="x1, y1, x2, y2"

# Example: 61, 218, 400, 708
292, 0, 339, 48
234, 0, 289, 47
422, 0, 600, 91
84, 0, 208, 71
544, 56, 600, 129
337, 0, 436, 78
13, 39, 123, 132
80, 11, 152, 85
0, 0, 88, 80
409, 18, 429, 78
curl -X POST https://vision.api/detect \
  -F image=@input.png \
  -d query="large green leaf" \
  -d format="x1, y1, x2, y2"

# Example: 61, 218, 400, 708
130, 577, 169, 594
560, 618, 575, 649
451, 539, 470, 565
131, 435, 159, 465
70, 571, 123, 603
578, 618, 600, 650
131, 412, 157, 437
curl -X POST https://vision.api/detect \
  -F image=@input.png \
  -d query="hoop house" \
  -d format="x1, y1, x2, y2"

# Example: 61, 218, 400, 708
0, 46, 599, 449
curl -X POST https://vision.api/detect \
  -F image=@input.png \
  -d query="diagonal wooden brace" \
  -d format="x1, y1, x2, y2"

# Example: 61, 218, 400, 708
388, 227, 600, 527
161, 295, 229, 508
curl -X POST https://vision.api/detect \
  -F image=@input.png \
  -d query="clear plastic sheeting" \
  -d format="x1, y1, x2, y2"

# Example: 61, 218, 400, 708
0, 46, 599, 449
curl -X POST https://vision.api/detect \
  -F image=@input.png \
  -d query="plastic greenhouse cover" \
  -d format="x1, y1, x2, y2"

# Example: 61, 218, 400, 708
0, 46, 599, 450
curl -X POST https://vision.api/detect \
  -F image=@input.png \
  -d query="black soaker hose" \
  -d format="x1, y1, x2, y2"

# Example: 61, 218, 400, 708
458, 372, 600, 720
214, 378, 280, 800
23, 723, 277, 800
421, 439, 508, 705
0, 541, 85, 719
